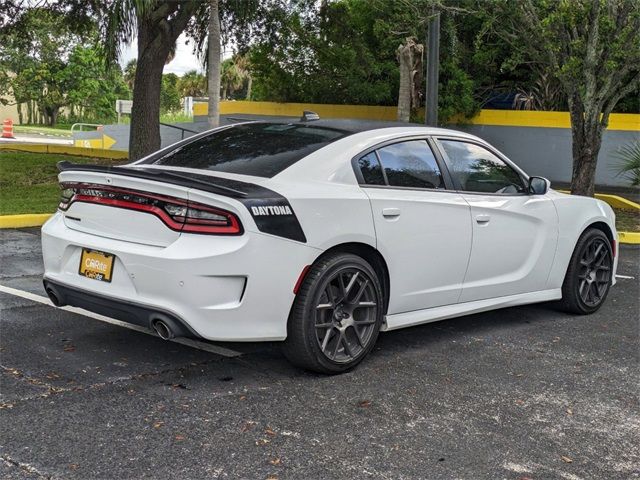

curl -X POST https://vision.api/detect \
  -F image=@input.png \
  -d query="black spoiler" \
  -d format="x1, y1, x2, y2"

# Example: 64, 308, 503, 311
57, 161, 247, 198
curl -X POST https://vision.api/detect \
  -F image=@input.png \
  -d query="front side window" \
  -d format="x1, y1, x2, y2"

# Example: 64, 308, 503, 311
375, 140, 444, 189
147, 123, 349, 178
439, 140, 526, 194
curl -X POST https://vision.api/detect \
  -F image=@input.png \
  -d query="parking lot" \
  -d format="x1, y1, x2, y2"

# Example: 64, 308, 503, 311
0, 227, 638, 479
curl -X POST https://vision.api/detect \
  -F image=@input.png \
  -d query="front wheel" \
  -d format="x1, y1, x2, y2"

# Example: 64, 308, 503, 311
283, 252, 384, 374
559, 228, 613, 314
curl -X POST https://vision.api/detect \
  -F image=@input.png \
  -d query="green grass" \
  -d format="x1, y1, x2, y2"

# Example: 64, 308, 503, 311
13, 125, 72, 137
0, 151, 126, 215
614, 208, 640, 232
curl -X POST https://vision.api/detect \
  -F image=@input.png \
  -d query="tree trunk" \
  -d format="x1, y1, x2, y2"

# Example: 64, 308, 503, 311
207, 0, 221, 128
130, 51, 165, 161
128, 1, 196, 161
397, 40, 413, 122
568, 96, 603, 197
245, 76, 252, 100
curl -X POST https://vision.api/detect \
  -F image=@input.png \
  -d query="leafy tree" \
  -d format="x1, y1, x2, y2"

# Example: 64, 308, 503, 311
177, 70, 207, 97
0, 8, 128, 125
160, 73, 181, 113
488, 0, 640, 196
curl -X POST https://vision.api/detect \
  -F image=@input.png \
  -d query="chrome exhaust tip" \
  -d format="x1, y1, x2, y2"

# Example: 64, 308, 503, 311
151, 319, 174, 340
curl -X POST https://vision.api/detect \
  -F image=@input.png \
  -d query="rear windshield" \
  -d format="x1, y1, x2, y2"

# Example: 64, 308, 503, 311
147, 123, 349, 178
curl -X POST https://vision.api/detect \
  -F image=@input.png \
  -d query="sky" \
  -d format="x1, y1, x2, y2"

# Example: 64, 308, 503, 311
119, 34, 205, 76
119, 34, 235, 76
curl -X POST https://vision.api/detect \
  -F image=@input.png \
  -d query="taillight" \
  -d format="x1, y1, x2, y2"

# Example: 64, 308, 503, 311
59, 183, 242, 235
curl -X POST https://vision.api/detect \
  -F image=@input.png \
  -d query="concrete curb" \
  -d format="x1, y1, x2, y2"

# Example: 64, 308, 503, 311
0, 214, 53, 229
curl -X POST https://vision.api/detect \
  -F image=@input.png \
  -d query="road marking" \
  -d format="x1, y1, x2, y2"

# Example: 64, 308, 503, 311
615, 274, 635, 280
0, 284, 242, 358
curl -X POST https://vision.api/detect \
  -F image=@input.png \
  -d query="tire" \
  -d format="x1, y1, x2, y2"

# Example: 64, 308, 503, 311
283, 252, 384, 374
559, 228, 613, 314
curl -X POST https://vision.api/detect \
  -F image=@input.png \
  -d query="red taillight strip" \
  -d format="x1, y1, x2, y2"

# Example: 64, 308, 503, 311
60, 183, 242, 235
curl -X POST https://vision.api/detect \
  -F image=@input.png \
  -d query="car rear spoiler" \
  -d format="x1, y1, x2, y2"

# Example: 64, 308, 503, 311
57, 161, 248, 198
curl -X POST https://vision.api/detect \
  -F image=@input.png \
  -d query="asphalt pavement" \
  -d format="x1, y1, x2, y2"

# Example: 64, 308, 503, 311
0, 228, 638, 479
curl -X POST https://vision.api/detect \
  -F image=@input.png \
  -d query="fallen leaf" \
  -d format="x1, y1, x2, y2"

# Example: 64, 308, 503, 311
266, 475, 278, 480
63, 345, 75, 352
153, 421, 164, 429
69, 464, 80, 470
268, 457, 281, 466
46, 372, 60, 379
265, 427, 277, 437
561, 455, 573, 463
358, 400, 372, 408
515, 399, 525, 405
175, 435, 185, 441
239, 395, 246, 401
240, 421, 256, 433
256, 439, 270, 446
566, 408, 573, 415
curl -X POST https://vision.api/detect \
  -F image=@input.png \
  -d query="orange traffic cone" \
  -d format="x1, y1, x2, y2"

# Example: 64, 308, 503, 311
2, 119, 15, 139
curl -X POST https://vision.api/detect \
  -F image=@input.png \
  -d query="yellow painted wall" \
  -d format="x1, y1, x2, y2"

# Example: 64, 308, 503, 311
193, 101, 639, 132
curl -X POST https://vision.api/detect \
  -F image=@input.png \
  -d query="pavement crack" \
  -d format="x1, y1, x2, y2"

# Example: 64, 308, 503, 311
1, 454, 53, 479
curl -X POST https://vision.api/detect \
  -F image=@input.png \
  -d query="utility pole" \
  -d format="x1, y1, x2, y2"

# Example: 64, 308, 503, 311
425, 11, 440, 126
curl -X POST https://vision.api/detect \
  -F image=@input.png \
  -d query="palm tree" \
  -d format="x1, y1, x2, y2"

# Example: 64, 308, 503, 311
613, 141, 640, 187
233, 54, 253, 100
178, 70, 207, 97
220, 58, 244, 100
207, 0, 221, 128
104, 0, 197, 160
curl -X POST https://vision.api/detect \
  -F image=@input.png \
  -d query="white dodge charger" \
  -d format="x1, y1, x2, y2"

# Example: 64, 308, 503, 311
41, 117, 618, 373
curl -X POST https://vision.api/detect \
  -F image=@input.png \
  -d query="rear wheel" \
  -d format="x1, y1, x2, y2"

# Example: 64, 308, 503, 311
559, 228, 613, 314
283, 252, 384, 374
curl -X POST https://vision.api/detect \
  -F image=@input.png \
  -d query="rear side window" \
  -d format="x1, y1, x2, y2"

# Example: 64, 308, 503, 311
148, 123, 348, 178
376, 140, 444, 189
357, 152, 385, 185
439, 140, 526, 194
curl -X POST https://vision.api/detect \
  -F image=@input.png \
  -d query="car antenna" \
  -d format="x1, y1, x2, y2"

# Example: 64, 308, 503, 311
300, 110, 320, 122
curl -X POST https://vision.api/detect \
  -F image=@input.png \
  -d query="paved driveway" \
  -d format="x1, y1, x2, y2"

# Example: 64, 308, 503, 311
1, 228, 638, 479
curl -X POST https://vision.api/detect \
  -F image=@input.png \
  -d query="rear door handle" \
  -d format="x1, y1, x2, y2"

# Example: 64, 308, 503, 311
382, 208, 401, 218
475, 214, 491, 224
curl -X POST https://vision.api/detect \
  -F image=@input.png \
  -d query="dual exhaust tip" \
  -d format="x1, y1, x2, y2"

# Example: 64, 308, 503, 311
44, 283, 186, 341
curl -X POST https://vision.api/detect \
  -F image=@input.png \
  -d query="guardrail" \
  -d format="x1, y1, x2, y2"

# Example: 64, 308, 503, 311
160, 122, 198, 141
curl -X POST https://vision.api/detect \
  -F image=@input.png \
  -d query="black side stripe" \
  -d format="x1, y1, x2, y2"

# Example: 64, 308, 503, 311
58, 162, 307, 243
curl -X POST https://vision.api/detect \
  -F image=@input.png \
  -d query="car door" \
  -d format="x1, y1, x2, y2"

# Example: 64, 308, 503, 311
434, 138, 558, 302
355, 138, 473, 315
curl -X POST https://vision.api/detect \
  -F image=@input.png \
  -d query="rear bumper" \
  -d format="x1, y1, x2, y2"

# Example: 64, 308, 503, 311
43, 278, 198, 338
41, 212, 321, 341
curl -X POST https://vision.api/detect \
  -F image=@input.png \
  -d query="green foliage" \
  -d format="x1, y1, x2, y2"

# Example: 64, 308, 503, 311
177, 70, 207, 97
160, 73, 182, 113
613, 142, 640, 187
249, 0, 481, 121
0, 7, 130, 125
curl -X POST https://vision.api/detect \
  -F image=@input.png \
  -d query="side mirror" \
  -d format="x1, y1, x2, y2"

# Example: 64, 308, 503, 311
528, 176, 550, 195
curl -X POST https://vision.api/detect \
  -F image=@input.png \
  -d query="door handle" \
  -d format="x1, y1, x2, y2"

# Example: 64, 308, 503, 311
382, 208, 401, 218
475, 214, 491, 224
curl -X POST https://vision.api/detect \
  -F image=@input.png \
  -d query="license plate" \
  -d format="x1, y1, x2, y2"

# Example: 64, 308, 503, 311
79, 249, 115, 283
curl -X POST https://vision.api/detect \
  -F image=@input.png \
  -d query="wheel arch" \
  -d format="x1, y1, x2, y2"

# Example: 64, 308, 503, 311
584, 221, 615, 250
309, 242, 391, 315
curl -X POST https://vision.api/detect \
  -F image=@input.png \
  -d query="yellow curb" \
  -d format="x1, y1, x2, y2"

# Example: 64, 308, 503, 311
618, 231, 640, 245
556, 190, 640, 211
594, 193, 640, 211
0, 214, 53, 229
0, 143, 128, 160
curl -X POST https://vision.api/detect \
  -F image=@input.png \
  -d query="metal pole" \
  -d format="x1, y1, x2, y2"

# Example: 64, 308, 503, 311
426, 12, 440, 126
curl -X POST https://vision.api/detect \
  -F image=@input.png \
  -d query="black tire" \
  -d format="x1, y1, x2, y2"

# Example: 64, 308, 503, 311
283, 252, 384, 374
559, 228, 613, 314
